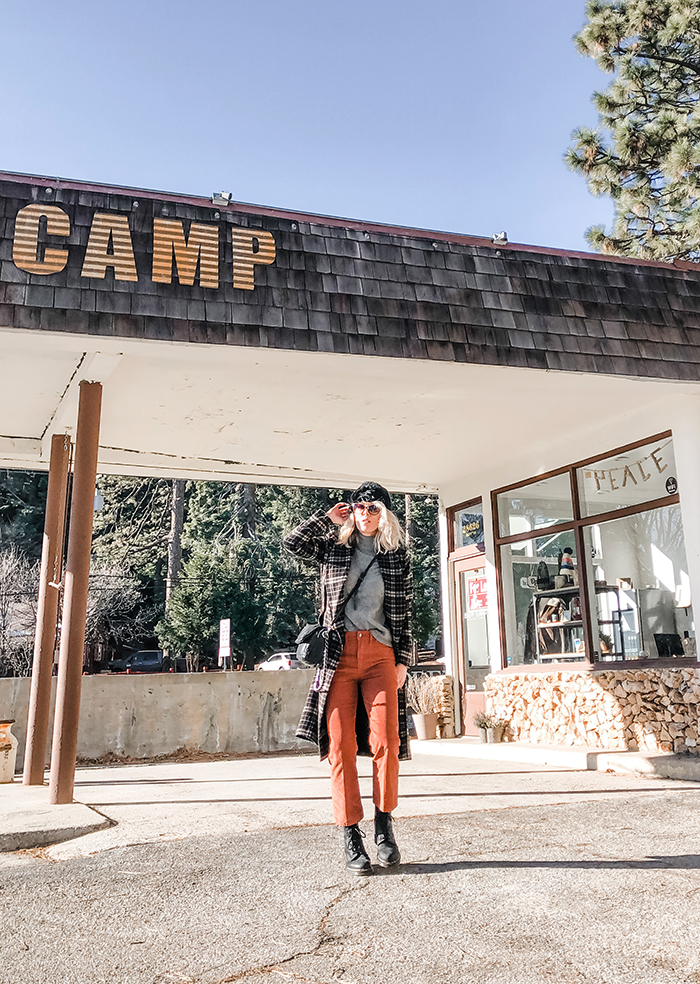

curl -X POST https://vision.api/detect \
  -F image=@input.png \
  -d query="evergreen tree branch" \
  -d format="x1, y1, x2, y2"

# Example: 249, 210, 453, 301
567, 0, 700, 262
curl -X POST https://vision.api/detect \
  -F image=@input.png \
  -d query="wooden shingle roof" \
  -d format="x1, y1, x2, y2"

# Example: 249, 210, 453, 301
1, 172, 699, 381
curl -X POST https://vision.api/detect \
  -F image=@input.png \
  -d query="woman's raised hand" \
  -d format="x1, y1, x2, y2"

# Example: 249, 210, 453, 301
327, 502, 351, 525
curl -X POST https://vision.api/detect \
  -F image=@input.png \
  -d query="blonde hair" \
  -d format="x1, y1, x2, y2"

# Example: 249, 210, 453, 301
337, 501, 405, 553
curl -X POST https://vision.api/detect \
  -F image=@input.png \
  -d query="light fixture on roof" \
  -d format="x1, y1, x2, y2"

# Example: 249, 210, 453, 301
492, 231, 508, 246
211, 191, 232, 206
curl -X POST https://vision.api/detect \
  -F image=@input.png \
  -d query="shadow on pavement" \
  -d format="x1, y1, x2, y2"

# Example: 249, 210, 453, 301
72, 770, 576, 787
73, 778, 196, 786
82, 785, 700, 806
394, 855, 700, 874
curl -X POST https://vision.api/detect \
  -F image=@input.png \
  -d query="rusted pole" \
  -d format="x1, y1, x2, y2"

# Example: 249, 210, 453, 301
48, 382, 102, 805
22, 434, 71, 785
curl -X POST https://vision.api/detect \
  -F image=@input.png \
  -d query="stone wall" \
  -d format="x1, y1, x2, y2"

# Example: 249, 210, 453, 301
0, 669, 315, 769
485, 668, 700, 753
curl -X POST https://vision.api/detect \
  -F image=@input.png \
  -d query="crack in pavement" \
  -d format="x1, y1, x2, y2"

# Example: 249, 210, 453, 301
209, 882, 368, 984
15, 847, 59, 864
77, 802, 119, 828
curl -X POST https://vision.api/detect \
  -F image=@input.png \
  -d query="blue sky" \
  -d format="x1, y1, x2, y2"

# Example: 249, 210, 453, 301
2, 0, 612, 252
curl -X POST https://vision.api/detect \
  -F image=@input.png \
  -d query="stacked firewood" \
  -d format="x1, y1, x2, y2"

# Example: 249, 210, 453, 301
435, 675, 456, 739
486, 668, 700, 753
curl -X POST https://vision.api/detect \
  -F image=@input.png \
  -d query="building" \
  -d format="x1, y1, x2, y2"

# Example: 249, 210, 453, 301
1, 170, 699, 797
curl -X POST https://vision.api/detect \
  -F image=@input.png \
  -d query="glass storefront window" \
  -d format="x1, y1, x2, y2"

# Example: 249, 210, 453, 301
454, 502, 485, 552
577, 437, 677, 517
497, 471, 574, 539
581, 503, 695, 661
500, 529, 585, 665
491, 432, 694, 669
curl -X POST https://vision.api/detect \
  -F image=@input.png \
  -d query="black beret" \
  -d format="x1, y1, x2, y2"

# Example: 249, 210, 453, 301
350, 481, 392, 511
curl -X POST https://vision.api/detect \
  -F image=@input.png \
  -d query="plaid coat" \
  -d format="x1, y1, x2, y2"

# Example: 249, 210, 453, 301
283, 510, 412, 761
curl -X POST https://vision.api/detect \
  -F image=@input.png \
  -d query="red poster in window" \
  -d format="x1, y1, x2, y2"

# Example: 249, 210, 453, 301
468, 576, 488, 611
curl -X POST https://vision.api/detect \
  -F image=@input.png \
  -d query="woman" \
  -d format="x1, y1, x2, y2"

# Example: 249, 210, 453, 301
283, 481, 412, 876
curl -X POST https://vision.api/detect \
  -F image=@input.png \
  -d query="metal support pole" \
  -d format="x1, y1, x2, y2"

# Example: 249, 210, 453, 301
23, 434, 71, 785
48, 382, 102, 805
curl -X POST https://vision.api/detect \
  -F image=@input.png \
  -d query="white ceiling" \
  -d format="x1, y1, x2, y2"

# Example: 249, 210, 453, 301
0, 326, 695, 494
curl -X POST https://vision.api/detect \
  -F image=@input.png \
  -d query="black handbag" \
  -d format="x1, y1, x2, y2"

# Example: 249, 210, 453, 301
295, 556, 378, 666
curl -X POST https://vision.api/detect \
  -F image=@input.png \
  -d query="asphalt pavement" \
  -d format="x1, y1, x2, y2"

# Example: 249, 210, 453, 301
2, 746, 700, 984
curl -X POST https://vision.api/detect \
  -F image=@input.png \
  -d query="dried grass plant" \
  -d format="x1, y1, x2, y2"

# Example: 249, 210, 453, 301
405, 673, 441, 714
473, 712, 509, 731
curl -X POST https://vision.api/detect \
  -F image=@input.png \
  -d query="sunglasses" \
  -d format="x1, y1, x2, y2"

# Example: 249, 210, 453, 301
352, 502, 381, 515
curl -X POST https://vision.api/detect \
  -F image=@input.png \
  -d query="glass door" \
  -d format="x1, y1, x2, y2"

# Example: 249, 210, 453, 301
454, 559, 491, 735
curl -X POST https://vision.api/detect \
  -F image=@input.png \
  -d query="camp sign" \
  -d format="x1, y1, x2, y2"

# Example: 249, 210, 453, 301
10, 202, 275, 291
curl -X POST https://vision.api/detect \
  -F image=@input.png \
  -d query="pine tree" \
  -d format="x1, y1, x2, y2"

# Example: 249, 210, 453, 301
566, 0, 700, 260
84, 563, 155, 667
0, 547, 38, 676
167, 482, 329, 664
156, 541, 269, 669
165, 479, 185, 601
402, 494, 441, 649
92, 475, 173, 604
0, 470, 48, 561
159, 482, 442, 663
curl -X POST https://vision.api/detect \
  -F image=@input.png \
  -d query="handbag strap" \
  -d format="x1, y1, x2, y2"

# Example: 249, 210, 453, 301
321, 554, 378, 624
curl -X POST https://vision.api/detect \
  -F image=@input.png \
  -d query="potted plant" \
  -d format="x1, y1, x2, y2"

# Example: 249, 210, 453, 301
473, 711, 492, 743
405, 674, 440, 740
473, 712, 508, 743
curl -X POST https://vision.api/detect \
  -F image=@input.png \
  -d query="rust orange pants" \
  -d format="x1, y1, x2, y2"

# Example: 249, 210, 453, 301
325, 630, 400, 827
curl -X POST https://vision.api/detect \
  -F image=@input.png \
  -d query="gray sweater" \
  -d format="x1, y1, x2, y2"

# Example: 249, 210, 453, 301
343, 533, 392, 648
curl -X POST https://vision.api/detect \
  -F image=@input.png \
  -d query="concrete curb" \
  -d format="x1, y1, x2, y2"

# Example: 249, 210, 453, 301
596, 750, 700, 781
410, 737, 700, 782
4, 739, 700, 855
0, 783, 112, 852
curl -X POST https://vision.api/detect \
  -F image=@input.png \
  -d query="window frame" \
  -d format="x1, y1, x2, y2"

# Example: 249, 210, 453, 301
490, 431, 693, 671
447, 496, 486, 561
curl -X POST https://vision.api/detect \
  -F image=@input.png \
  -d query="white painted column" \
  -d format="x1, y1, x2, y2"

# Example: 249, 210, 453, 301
668, 395, 700, 632
437, 506, 454, 672
480, 490, 504, 674
437, 505, 461, 733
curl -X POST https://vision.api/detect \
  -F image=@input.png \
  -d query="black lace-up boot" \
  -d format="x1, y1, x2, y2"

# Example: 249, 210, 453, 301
374, 808, 401, 867
343, 824, 373, 876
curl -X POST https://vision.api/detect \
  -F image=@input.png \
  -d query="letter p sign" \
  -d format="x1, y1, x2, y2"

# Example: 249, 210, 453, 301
231, 228, 275, 290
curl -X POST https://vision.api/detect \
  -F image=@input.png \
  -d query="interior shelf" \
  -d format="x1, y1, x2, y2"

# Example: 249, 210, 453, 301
537, 620, 583, 629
